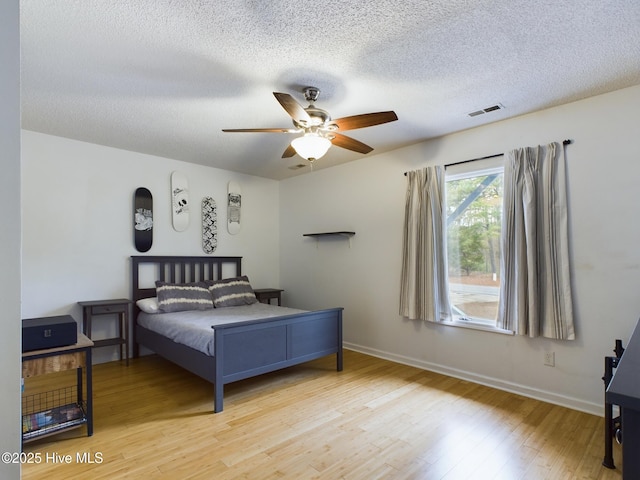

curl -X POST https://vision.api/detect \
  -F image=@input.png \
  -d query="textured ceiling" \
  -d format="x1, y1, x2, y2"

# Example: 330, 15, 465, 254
20, 0, 640, 180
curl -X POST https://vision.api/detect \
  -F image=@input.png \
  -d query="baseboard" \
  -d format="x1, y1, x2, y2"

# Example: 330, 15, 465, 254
343, 342, 603, 417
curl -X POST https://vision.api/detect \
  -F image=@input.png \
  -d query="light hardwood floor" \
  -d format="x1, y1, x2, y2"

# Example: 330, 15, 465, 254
22, 350, 621, 479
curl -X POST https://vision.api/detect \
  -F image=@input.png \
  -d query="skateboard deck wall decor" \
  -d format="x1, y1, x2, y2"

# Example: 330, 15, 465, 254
134, 187, 153, 252
227, 181, 241, 235
171, 171, 189, 232
202, 196, 218, 254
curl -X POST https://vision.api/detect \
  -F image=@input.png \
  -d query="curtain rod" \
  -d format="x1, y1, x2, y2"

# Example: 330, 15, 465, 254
404, 139, 572, 176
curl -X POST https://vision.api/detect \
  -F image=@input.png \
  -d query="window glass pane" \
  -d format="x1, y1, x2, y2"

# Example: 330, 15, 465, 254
446, 169, 503, 322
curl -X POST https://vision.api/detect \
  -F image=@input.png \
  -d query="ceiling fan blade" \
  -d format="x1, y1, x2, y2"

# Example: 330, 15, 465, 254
332, 111, 398, 131
222, 128, 298, 133
273, 92, 312, 125
282, 144, 297, 158
331, 133, 374, 154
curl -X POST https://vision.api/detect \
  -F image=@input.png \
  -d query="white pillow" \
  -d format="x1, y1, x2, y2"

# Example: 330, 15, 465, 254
136, 297, 160, 314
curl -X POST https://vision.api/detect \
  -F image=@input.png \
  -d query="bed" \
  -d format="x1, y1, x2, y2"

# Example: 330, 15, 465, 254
131, 255, 343, 413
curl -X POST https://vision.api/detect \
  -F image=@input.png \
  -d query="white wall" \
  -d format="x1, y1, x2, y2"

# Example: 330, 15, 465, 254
21, 131, 281, 363
1, 1, 21, 477
280, 84, 640, 415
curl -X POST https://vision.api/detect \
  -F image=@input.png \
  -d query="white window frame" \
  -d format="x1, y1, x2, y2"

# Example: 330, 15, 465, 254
445, 157, 513, 335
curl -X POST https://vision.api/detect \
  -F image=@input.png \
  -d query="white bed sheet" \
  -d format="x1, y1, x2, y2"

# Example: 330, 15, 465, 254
137, 303, 307, 356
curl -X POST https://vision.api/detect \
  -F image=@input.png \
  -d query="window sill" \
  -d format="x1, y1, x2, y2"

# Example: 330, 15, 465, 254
445, 318, 514, 335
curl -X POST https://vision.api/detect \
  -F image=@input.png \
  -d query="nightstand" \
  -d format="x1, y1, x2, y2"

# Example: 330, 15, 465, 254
78, 299, 131, 366
253, 288, 284, 306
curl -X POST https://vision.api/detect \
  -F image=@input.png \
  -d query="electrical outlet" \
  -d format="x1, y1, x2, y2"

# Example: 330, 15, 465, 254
544, 351, 555, 367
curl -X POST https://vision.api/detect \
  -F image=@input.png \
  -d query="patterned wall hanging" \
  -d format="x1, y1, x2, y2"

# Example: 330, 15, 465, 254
227, 181, 241, 235
133, 187, 153, 252
202, 196, 217, 253
171, 171, 189, 232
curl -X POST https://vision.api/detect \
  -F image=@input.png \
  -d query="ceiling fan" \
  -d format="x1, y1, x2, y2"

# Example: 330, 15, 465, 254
222, 87, 398, 164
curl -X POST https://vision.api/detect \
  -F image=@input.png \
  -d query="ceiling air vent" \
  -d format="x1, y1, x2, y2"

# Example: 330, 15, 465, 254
468, 103, 504, 117
288, 164, 308, 170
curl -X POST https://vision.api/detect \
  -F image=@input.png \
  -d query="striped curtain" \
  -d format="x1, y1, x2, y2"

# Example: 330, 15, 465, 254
399, 166, 451, 322
497, 142, 575, 339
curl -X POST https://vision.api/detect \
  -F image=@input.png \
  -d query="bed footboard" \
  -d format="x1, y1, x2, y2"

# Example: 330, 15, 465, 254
212, 307, 343, 412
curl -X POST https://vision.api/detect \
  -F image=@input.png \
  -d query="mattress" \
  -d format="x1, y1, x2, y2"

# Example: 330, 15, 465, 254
137, 303, 307, 356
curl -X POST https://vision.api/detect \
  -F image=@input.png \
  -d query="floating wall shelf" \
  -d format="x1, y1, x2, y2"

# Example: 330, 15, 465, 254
303, 231, 355, 248
302, 231, 355, 238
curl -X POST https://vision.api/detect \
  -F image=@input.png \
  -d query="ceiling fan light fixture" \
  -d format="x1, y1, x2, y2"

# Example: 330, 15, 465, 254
291, 133, 331, 161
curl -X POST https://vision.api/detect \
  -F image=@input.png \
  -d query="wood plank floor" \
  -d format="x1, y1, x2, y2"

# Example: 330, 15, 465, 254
22, 350, 622, 479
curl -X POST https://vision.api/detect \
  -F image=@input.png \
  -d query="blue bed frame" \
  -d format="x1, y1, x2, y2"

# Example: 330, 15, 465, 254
131, 256, 343, 413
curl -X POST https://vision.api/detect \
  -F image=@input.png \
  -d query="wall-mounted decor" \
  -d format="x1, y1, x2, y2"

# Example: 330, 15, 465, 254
303, 231, 356, 248
227, 181, 241, 235
133, 187, 153, 252
202, 196, 217, 254
171, 171, 189, 232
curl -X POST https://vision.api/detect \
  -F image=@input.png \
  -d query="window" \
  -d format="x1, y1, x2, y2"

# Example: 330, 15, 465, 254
401, 145, 571, 337
445, 159, 503, 328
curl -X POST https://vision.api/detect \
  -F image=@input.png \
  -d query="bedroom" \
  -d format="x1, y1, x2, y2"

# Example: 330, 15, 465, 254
3, 1, 640, 479
10, 85, 640, 480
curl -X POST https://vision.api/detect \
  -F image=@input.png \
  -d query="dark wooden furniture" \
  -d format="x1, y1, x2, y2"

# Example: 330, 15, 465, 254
131, 255, 343, 413
78, 298, 131, 366
253, 288, 284, 306
302, 231, 355, 238
21, 333, 94, 443
607, 318, 640, 479
602, 339, 624, 469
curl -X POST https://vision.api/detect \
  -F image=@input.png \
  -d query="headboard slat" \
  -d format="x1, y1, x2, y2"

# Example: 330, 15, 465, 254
132, 256, 242, 300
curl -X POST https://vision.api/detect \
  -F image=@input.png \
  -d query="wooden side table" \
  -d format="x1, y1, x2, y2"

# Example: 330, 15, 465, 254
78, 299, 131, 366
253, 288, 284, 306
22, 333, 94, 442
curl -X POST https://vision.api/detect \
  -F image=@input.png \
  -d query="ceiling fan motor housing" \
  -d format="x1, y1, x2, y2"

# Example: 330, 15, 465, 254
295, 106, 332, 129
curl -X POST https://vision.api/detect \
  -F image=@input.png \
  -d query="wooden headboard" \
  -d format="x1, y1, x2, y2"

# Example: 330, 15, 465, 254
131, 255, 242, 304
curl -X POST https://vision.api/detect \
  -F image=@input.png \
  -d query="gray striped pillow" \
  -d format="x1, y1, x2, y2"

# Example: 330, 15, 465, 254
208, 276, 258, 307
155, 281, 214, 312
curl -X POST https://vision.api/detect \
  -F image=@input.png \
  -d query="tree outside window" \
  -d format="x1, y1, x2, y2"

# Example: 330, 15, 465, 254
446, 168, 503, 323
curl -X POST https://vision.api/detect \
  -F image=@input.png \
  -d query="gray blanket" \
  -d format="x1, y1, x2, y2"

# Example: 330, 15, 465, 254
137, 303, 307, 355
